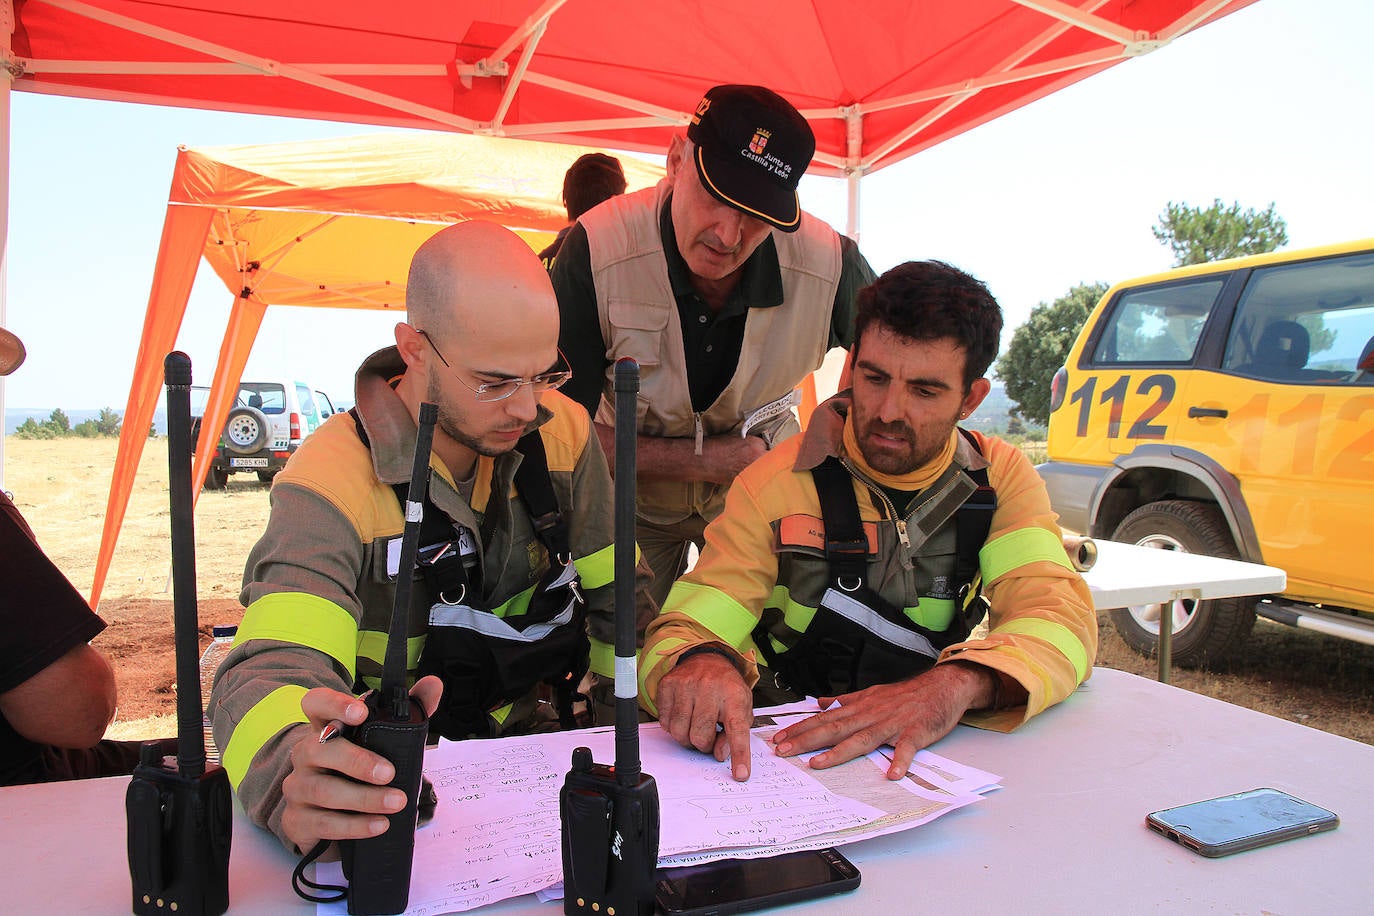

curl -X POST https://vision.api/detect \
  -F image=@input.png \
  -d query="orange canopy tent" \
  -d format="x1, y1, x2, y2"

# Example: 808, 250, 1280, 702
89, 131, 663, 607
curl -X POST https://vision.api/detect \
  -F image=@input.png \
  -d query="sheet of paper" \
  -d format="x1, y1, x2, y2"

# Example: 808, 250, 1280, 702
320, 722, 888, 914
317, 719, 1004, 914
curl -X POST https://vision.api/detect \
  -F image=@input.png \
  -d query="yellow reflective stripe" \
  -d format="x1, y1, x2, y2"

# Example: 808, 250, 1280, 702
980, 527, 1073, 584
355, 632, 426, 672
995, 618, 1090, 684
221, 684, 308, 791
360, 675, 381, 691
589, 638, 615, 678
491, 703, 514, 726
665, 581, 758, 648
916, 597, 955, 631
774, 589, 818, 634
576, 543, 618, 590
237, 592, 359, 682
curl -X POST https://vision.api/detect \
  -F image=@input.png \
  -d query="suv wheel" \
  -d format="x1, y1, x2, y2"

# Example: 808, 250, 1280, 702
1108, 500, 1257, 668
224, 406, 271, 456
205, 465, 229, 490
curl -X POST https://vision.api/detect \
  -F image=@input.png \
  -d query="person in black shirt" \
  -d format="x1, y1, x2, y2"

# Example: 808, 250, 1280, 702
539, 152, 627, 270
0, 325, 173, 784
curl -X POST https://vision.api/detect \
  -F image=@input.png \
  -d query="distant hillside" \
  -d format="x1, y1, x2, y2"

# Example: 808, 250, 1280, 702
963, 382, 1044, 437
6, 408, 168, 437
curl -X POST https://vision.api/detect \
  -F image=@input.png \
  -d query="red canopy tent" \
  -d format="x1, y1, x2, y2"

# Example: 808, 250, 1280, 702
1, 0, 1259, 606
9, 0, 1257, 227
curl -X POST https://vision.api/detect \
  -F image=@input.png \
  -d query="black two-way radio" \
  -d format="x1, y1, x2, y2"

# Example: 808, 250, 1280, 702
560, 357, 661, 916
336, 402, 439, 915
126, 352, 232, 915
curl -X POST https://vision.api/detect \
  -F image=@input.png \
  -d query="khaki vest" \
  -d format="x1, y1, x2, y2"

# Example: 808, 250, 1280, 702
582, 180, 843, 524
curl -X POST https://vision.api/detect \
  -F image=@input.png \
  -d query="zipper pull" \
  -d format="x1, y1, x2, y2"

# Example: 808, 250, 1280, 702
694, 412, 704, 456
895, 518, 911, 549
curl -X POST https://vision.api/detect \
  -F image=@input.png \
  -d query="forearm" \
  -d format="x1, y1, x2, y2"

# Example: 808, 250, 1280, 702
594, 422, 765, 485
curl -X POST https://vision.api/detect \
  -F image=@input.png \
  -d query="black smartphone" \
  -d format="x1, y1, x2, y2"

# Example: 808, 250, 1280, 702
1146, 787, 1338, 858
654, 847, 860, 916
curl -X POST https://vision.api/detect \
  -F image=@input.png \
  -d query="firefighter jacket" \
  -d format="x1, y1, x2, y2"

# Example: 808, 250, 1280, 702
580, 180, 843, 525
640, 393, 1097, 733
209, 347, 626, 846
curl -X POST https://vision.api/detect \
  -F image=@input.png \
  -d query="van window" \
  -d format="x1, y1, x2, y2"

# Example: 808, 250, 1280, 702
1090, 278, 1223, 365
296, 383, 319, 419
1222, 251, 1374, 384
238, 382, 286, 414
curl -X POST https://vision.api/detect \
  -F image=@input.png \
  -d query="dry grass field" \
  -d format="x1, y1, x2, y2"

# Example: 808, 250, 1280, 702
7, 435, 1374, 745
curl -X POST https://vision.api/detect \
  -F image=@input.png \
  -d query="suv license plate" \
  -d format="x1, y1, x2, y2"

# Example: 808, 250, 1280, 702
230, 458, 270, 468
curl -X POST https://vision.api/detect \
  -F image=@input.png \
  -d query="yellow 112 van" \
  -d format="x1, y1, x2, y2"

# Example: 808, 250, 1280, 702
1039, 238, 1374, 666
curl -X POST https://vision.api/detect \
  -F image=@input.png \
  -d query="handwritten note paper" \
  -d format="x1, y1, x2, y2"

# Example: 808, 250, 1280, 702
318, 721, 997, 915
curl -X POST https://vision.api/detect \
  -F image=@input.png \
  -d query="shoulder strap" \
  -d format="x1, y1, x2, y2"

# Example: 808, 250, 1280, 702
811, 456, 869, 588
954, 428, 996, 608
513, 429, 570, 559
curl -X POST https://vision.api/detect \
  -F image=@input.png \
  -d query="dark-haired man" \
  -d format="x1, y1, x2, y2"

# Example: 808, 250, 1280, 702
641, 261, 1096, 782
540, 152, 627, 270
551, 84, 876, 609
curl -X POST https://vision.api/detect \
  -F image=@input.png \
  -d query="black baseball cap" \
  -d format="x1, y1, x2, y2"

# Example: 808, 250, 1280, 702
686, 84, 815, 232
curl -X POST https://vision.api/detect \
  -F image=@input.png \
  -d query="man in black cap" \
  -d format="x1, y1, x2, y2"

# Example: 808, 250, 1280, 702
551, 84, 875, 608
540, 152, 628, 270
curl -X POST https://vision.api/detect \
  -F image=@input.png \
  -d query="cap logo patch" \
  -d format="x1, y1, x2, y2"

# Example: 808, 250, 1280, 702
739, 132, 793, 181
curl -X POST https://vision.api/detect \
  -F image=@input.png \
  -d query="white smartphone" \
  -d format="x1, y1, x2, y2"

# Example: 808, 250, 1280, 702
1146, 787, 1338, 858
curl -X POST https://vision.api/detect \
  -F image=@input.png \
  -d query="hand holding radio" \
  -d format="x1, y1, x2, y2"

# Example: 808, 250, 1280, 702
279, 678, 443, 854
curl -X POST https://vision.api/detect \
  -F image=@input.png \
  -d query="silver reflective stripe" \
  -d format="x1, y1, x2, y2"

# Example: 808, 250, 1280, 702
615, 655, 638, 699
545, 560, 577, 590
428, 598, 576, 642
819, 588, 939, 659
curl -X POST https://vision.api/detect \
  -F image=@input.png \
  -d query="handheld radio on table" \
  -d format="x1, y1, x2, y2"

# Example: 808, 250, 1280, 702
560, 357, 661, 916
336, 402, 439, 915
126, 352, 232, 916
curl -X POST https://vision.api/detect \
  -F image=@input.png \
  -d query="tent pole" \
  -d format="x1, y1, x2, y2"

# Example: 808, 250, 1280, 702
846, 170, 860, 242
842, 104, 862, 242
0, 0, 13, 491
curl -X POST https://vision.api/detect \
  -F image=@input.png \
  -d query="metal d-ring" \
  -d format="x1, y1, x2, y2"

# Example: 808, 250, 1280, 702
838, 576, 863, 593
438, 583, 467, 606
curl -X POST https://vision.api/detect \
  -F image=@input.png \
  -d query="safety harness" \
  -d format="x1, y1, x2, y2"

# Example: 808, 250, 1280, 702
754, 429, 995, 698
349, 409, 590, 739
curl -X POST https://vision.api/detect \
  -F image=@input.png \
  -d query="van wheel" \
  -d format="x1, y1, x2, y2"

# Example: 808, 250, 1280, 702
223, 406, 270, 456
1108, 500, 1256, 668
256, 469, 278, 483
205, 466, 229, 490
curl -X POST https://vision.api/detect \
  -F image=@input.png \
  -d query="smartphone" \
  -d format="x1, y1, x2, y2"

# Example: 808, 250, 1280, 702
654, 847, 860, 916
1146, 787, 1338, 858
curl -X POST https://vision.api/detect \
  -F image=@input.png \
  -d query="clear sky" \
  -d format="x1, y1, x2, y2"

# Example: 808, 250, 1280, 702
3, 0, 1372, 410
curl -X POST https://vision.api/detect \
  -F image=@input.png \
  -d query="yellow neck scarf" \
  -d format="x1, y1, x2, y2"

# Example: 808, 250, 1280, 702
841, 417, 957, 492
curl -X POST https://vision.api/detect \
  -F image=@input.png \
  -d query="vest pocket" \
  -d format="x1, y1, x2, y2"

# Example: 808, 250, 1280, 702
606, 298, 668, 367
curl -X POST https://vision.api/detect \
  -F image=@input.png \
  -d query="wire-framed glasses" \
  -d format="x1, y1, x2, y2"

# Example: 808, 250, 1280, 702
417, 329, 572, 403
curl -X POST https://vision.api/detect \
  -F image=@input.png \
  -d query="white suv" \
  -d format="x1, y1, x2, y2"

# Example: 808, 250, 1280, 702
195, 380, 328, 488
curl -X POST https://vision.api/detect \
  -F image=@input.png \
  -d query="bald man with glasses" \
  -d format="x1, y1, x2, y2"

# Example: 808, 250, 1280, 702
209, 221, 650, 853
